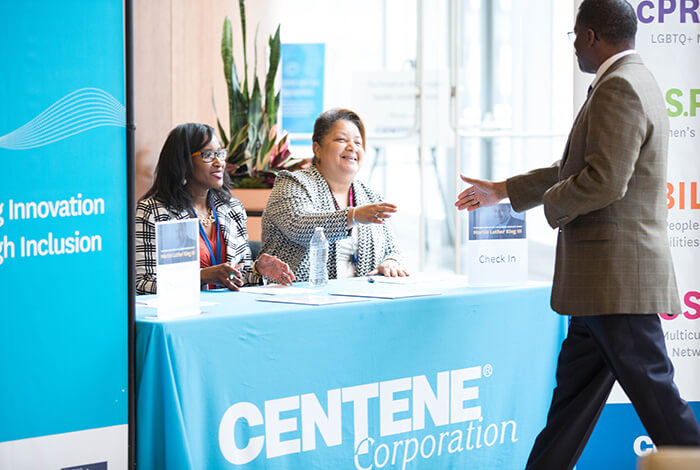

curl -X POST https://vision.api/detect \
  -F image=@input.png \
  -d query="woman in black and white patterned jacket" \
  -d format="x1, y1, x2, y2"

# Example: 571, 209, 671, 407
261, 109, 408, 281
136, 123, 294, 295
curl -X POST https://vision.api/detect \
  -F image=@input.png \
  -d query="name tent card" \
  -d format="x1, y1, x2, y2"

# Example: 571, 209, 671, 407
467, 202, 527, 286
155, 219, 200, 319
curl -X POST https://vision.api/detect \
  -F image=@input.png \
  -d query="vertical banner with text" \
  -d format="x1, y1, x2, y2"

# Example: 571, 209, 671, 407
0, 2, 129, 469
579, 1, 700, 468
281, 43, 325, 146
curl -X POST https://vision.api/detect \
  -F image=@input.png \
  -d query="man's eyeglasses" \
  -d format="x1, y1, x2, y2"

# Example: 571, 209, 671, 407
192, 149, 227, 163
567, 29, 598, 42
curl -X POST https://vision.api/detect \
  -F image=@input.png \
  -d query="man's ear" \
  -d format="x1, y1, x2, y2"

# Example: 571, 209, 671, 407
585, 28, 597, 47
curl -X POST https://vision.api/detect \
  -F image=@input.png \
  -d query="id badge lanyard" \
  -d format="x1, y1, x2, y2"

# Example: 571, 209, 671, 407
349, 187, 357, 265
196, 199, 224, 266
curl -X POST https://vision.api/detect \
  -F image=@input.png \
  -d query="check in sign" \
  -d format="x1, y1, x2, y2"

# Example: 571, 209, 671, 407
467, 203, 527, 286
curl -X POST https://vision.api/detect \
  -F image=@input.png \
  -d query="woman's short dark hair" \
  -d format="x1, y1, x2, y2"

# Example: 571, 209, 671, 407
142, 122, 231, 211
577, 0, 637, 45
312, 108, 366, 164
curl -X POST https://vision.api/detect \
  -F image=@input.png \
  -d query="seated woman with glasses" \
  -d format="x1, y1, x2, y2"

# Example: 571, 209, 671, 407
261, 108, 407, 281
135, 122, 294, 294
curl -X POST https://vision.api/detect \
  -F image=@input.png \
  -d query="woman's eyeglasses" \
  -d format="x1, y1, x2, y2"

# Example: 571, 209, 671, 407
192, 149, 227, 163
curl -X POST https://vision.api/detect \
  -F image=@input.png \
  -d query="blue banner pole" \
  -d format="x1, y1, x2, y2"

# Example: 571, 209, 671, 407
125, 0, 136, 468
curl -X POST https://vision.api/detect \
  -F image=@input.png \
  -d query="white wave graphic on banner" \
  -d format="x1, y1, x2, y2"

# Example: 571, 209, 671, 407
0, 88, 125, 150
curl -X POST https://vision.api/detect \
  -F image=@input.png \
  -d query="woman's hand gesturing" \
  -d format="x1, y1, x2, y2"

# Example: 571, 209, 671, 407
255, 253, 296, 286
352, 203, 397, 225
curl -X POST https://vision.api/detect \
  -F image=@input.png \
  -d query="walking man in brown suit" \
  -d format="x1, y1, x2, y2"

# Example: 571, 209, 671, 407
455, 0, 700, 468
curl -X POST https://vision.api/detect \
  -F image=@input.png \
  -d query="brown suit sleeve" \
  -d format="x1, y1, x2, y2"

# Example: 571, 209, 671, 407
506, 163, 560, 213
542, 77, 646, 228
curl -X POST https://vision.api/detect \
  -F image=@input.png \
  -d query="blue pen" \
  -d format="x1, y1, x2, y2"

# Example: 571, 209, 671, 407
366, 276, 375, 283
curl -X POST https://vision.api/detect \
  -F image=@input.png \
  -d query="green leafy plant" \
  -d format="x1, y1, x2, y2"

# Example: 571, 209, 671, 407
214, 0, 309, 189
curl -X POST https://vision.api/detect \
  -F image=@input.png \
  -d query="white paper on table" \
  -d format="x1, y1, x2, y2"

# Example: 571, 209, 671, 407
330, 286, 440, 299
240, 285, 318, 295
363, 275, 422, 285
356, 272, 468, 289
414, 274, 469, 290
257, 294, 369, 306
136, 298, 219, 308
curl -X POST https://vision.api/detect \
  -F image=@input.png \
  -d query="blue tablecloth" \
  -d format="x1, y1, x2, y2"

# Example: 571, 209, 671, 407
135, 280, 567, 469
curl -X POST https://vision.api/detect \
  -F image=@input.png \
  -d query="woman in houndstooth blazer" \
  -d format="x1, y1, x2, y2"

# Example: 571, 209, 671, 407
136, 123, 294, 295
261, 109, 407, 281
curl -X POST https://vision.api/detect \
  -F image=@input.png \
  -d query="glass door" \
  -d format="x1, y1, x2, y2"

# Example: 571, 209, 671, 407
279, 0, 574, 277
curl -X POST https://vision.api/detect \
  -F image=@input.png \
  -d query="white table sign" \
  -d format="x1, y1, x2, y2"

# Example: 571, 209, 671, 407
467, 203, 527, 286
155, 219, 200, 319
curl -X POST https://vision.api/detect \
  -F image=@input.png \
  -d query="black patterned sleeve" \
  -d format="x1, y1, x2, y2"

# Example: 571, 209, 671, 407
380, 220, 403, 265
220, 198, 258, 286
265, 171, 350, 246
135, 199, 159, 295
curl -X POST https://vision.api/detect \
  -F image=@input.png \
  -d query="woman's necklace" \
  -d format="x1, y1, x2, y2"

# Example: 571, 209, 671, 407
194, 205, 214, 227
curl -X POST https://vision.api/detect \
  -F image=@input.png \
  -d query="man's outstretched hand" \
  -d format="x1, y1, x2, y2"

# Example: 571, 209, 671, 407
454, 175, 508, 211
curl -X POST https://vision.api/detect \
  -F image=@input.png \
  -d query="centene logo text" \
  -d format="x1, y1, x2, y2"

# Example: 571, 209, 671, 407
218, 367, 483, 465
637, 0, 700, 24
660, 291, 700, 320
634, 435, 656, 456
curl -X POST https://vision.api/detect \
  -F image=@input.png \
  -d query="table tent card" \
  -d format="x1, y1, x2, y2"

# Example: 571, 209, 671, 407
155, 219, 200, 319
467, 202, 527, 286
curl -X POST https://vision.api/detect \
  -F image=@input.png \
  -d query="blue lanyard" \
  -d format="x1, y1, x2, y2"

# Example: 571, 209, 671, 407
194, 199, 223, 266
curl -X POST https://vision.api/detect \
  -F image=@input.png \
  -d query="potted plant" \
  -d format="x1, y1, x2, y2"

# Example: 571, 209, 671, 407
214, 0, 309, 240
214, 0, 308, 193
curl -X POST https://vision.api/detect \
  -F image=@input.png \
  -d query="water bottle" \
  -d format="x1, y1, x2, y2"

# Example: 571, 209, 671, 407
309, 227, 329, 286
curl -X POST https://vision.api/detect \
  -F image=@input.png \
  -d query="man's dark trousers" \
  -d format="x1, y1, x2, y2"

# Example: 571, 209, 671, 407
525, 314, 700, 470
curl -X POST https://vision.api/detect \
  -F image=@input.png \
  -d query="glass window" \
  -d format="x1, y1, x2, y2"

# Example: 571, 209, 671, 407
278, 0, 574, 279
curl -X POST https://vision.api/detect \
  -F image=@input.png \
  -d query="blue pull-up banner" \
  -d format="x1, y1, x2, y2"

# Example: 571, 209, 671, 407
0, 1, 129, 468
281, 43, 326, 137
